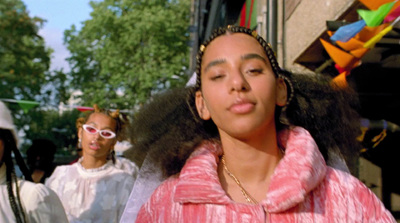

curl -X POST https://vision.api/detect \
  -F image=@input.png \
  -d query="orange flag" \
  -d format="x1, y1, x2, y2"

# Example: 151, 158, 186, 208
320, 38, 361, 70
359, 0, 400, 11
350, 48, 370, 58
364, 17, 399, 48
364, 25, 393, 48
336, 37, 365, 51
331, 71, 350, 89
356, 23, 390, 42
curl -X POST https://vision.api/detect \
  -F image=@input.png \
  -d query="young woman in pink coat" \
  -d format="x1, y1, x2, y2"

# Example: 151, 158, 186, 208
125, 26, 395, 222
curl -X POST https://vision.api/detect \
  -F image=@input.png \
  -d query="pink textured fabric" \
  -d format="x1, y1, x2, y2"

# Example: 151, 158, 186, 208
136, 127, 395, 223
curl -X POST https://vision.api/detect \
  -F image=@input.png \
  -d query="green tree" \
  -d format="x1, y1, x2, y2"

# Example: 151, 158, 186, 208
0, 0, 52, 101
1, 0, 75, 156
64, 0, 191, 109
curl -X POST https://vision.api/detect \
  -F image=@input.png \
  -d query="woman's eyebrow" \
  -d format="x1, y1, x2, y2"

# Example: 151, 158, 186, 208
241, 53, 267, 63
87, 122, 98, 127
87, 122, 113, 130
203, 59, 226, 73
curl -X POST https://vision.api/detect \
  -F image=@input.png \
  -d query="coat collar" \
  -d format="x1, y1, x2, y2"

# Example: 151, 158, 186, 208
173, 127, 327, 212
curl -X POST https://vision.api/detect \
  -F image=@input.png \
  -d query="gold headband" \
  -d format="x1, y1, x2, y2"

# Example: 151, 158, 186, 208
199, 26, 259, 53
200, 44, 206, 52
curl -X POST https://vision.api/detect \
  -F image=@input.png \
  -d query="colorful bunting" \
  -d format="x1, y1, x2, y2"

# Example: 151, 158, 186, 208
359, 0, 400, 12
357, 1, 396, 27
336, 37, 365, 51
364, 16, 400, 48
72, 106, 131, 113
321, 0, 399, 88
238, 0, 258, 29
350, 48, 370, 58
330, 20, 366, 42
383, 4, 400, 22
364, 25, 393, 48
0, 99, 39, 113
0, 99, 133, 114
320, 39, 361, 70
75, 106, 95, 112
18, 100, 40, 113
356, 23, 390, 42
334, 64, 347, 74
331, 71, 349, 89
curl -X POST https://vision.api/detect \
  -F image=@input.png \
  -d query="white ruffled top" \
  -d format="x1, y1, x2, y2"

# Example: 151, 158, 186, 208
45, 157, 136, 223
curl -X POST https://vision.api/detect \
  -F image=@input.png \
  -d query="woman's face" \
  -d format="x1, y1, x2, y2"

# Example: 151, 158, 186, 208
195, 33, 287, 139
78, 113, 117, 161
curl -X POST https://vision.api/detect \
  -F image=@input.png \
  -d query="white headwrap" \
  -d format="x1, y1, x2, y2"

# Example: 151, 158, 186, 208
0, 101, 18, 144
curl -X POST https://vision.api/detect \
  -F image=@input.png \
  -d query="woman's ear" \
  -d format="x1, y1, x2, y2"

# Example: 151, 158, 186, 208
195, 91, 211, 120
78, 127, 83, 139
276, 78, 288, 107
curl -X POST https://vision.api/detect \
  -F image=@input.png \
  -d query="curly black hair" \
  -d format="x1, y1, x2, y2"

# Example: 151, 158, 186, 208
124, 88, 215, 176
286, 73, 361, 174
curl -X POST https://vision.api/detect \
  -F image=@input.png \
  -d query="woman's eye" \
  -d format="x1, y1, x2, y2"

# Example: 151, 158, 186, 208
102, 131, 112, 137
210, 74, 225, 80
87, 127, 97, 133
246, 68, 263, 74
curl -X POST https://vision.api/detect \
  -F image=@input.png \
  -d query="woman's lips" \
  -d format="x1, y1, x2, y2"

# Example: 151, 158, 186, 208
89, 141, 100, 150
228, 99, 255, 114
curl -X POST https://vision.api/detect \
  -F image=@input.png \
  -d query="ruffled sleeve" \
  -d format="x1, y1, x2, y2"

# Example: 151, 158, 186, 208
115, 157, 139, 180
19, 180, 69, 223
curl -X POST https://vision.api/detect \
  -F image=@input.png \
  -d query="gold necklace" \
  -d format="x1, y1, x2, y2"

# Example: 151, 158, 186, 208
220, 155, 258, 204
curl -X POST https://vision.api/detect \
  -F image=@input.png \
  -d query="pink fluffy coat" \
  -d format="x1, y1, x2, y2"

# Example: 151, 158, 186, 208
136, 127, 395, 223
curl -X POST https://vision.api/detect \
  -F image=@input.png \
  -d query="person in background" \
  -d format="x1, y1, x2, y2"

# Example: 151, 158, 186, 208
46, 104, 137, 223
0, 101, 68, 223
26, 139, 57, 183
126, 26, 395, 222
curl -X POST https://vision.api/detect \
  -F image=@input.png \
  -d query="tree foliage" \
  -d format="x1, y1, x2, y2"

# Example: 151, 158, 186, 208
64, 0, 191, 109
0, 0, 52, 101
1, 0, 75, 156
18, 109, 81, 157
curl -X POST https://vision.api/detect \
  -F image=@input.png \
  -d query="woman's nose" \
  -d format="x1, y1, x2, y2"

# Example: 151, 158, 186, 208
93, 132, 101, 140
230, 72, 250, 92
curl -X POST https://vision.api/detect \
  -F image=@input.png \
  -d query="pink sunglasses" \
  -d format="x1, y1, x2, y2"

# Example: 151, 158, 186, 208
82, 124, 116, 139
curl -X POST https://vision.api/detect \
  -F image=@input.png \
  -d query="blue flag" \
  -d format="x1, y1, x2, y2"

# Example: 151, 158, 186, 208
330, 20, 366, 43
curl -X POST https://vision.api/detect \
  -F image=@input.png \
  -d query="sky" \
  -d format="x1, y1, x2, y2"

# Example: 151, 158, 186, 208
22, 0, 94, 71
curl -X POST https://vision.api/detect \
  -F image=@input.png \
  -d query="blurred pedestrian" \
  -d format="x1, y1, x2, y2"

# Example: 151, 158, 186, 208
0, 101, 68, 223
26, 139, 57, 183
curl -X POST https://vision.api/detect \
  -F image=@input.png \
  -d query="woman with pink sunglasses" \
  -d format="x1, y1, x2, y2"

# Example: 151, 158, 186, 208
46, 105, 137, 223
